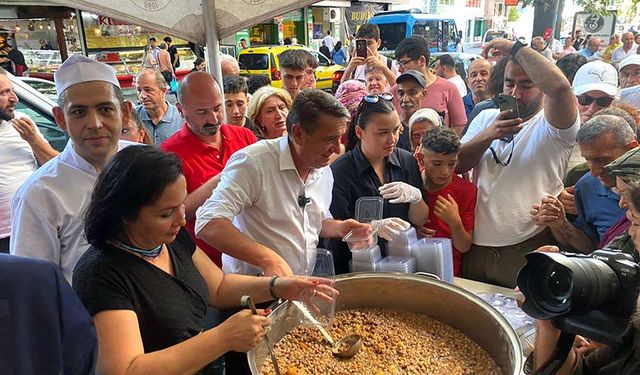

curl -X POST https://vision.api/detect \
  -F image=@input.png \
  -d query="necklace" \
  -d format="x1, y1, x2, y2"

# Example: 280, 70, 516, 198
108, 239, 164, 260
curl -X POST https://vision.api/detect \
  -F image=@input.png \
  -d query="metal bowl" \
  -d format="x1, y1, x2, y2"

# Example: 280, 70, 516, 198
248, 272, 523, 374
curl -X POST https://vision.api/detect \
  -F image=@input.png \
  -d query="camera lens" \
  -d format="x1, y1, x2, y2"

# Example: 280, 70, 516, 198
517, 252, 619, 319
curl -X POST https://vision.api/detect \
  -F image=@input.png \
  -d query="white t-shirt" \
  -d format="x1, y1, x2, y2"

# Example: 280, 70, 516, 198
352, 54, 399, 82
461, 108, 579, 246
0, 112, 41, 238
448, 75, 468, 97
323, 35, 335, 51
10, 140, 134, 283
619, 85, 640, 107
195, 136, 334, 275
612, 44, 639, 65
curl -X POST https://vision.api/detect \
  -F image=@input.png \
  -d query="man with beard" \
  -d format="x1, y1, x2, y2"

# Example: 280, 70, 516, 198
161, 72, 256, 266
396, 70, 426, 152
134, 68, 183, 144
457, 38, 579, 288
10, 55, 133, 283
0, 67, 58, 253
531, 115, 637, 254
462, 59, 493, 118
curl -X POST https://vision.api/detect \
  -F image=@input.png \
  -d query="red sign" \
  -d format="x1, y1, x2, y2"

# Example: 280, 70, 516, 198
99, 16, 129, 26
504, 0, 519, 5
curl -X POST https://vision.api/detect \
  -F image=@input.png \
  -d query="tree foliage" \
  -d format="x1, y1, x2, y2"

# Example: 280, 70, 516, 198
508, 6, 521, 22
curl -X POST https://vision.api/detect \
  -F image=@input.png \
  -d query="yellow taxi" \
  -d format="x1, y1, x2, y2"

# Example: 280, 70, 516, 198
238, 45, 343, 92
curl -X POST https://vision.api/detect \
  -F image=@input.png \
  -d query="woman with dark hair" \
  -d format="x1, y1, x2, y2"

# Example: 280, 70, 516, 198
191, 57, 206, 72
328, 95, 429, 274
331, 41, 347, 65
73, 146, 335, 375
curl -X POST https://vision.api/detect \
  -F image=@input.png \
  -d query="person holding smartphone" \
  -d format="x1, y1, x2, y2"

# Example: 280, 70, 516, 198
340, 23, 398, 86
456, 37, 580, 288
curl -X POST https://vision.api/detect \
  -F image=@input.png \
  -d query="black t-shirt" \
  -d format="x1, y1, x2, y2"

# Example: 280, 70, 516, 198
73, 229, 212, 368
167, 45, 178, 66
328, 145, 424, 274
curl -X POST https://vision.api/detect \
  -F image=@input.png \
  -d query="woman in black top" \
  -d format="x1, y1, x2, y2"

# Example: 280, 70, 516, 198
329, 95, 430, 274
73, 146, 335, 375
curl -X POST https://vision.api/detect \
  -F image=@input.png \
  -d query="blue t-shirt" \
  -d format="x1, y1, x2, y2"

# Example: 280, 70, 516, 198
574, 172, 625, 242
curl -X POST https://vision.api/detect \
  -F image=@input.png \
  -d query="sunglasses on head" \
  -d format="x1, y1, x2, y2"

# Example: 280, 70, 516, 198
362, 93, 393, 104
577, 94, 614, 107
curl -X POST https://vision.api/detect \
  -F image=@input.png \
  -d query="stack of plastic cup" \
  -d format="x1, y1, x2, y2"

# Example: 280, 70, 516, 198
377, 256, 416, 273
387, 227, 418, 257
349, 245, 382, 272
410, 237, 454, 283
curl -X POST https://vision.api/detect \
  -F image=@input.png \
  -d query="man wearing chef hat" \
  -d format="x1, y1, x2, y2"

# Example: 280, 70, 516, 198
10, 54, 133, 283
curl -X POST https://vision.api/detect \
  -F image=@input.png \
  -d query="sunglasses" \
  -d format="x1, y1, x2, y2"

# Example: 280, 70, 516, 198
362, 93, 393, 104
577, 95, 614, 107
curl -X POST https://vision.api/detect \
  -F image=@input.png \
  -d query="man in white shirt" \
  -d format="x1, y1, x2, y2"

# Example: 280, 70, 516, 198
323, 30, 335, 51
0, 67, 58, 253
195, 89, 369, 277
457, 38, 579, 288
618, 55, 640, 107
340, 23, 398, 85
611, 32, 638, 67
10, 55, 132, 283
434, 54, 468, 97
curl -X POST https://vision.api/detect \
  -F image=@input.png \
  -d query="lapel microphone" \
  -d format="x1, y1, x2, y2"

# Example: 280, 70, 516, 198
298, 194, 311, 208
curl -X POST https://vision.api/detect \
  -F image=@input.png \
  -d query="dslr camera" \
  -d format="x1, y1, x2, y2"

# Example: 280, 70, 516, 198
517, 249, 640, 346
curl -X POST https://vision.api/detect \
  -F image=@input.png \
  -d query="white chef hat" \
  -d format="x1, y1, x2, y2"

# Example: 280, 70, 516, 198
54, 54, 120, 95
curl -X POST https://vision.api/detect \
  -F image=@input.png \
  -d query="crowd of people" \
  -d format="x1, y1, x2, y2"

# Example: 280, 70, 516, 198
3, 21, 640, 374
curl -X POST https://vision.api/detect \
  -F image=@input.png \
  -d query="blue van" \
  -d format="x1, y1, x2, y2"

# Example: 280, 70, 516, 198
368, 9, 460, 57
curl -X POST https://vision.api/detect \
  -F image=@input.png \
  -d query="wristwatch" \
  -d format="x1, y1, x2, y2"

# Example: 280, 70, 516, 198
511, 40, 527, 57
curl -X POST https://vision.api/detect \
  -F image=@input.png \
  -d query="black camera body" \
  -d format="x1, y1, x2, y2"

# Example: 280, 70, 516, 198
517, 249, 640, 346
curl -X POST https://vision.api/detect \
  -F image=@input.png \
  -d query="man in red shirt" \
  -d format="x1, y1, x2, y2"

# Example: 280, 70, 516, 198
419, 127, 476, 276
391, 35, 467, 135
161, 72, 256, 266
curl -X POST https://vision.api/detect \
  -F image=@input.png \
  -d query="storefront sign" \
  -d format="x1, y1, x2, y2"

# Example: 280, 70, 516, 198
344, 2, 384, 35
99, 16, 129, 26
572, 11, 616, 43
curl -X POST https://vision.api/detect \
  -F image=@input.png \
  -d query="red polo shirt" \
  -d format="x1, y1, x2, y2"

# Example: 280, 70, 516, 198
161, 123, 256, 265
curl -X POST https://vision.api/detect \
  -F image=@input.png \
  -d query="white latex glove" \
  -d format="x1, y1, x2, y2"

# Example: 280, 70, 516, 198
371, 217, 411, 241
379, 182, 422, 204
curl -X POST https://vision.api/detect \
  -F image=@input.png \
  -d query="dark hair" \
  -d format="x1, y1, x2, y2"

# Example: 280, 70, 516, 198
346, 97, 396, 151
355, 23, 380, 40
85, 146, 183, 248
194, 57, 205, 67
489, 57, 509, 97
436, 54, 455, 69
247, 74, 271, 95
421, 127, 461, 155
163, 36, 172, 43
555, 53, 587, 84
286, 89, 349, 135
129, 110, 152, 145
283, 37, 292, 45
334, 41, 342, 52
223, 75, 248, 95
279, 49, 318, 71
148, 37, 156, 42
624, 178, 640, 213
395, 35, 430, 63
240, 38, 246, 42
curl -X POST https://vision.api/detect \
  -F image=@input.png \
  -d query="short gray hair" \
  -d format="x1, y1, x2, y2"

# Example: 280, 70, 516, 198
577, 114, 636, 147
136, 67, 167, 90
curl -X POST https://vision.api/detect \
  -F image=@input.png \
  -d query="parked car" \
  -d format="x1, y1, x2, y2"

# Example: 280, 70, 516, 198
429, 52, 483, 81
19, 77, 58, 102
481, 30, 516, 50
237, 45, 343, 92
9, 73, 68, 152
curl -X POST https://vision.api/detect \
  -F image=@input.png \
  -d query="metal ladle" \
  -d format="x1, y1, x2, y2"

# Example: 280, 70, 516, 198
293, 301, 362, 358
241, 295, 281, 375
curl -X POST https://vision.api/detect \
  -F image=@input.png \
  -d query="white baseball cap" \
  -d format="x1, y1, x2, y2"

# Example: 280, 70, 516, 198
619, 54, 640, 71
572, 60, 618, 96
54, 54, 120, 96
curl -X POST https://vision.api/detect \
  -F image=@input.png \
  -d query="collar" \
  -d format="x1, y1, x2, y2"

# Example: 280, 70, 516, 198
587, 172, 620, 199
277, 136, 324, 183
138, 101, 175, 124
352, 143, 401, 176
463, 92, 474, 105
59, 140, 101, 176
178, 122, 231, 152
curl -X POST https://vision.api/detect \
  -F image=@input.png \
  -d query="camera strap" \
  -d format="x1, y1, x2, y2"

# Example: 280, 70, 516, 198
524, 332, 576, 375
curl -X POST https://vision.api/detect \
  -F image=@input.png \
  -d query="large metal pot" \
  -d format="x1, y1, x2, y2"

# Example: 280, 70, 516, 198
248, 273, 523, 374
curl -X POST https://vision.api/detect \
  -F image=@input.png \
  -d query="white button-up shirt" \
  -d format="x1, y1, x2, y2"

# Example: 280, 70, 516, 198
612, 44, 639, 65
0, 112, 41, 239
195, 136, 333, 275
10, 140, 132, 283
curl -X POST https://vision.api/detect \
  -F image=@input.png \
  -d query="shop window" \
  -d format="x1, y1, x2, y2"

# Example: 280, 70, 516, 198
439, 0, 455, 6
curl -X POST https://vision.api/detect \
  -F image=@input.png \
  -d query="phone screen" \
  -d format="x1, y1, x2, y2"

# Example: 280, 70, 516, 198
356, 40, 367, 58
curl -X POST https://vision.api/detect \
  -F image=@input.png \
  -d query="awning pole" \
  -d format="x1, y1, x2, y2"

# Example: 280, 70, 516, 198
201, 0, 226, 121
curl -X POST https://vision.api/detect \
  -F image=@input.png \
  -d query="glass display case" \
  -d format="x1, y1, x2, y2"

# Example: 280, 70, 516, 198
23, 49, 63, 74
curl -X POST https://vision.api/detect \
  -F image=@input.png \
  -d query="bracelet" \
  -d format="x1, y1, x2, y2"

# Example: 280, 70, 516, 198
511, 40, 526, 57
269, 275, 279, 299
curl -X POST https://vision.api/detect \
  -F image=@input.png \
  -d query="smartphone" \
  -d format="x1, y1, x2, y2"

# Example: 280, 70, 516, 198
356, 39, 368, 58
496, 93, 520, 120
496, 93, 520, 142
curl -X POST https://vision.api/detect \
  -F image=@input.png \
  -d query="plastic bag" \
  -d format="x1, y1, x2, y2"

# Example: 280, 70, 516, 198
169, 78, 179, 94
